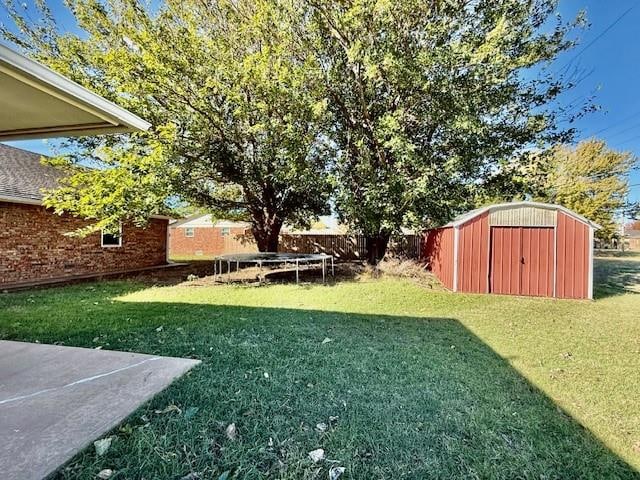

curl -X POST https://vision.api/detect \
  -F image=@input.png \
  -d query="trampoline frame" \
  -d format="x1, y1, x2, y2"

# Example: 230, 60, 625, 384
213, 252, 335, 284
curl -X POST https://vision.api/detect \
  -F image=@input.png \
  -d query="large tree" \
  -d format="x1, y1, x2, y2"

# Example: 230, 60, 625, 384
540, 140, 638, 241
307, 0, 583, 263
2, 0, 331, 251
485, 139, 638, 241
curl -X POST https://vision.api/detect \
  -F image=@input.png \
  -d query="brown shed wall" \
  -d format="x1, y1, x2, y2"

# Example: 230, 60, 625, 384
0, 202, 168, 286
556, 211, 590, 299
422, 227, 454, 290
457, 212, 490, 294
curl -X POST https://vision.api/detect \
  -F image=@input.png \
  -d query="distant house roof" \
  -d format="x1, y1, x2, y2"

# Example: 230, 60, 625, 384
171, 214, 357, 234
0, 143, 63, 202
0, 44, 151, 140
444, 201, 601, 230
171, 214, 251, 229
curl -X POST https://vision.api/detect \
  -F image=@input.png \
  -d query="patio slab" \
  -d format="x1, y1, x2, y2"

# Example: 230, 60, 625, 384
0, 340, 200, 480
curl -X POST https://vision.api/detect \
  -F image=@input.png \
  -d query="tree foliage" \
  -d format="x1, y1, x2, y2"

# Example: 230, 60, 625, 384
538, 140, 638, 241
307, 0, 583, 262
2, 0, 589, 261
2, 0, 331, 250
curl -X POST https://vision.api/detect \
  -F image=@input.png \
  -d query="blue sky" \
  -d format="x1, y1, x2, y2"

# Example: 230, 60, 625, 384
3, 0, 640, 203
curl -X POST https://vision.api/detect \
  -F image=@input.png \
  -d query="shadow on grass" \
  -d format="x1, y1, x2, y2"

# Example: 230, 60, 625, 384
0, 284, 636, 479
594, 257, 640, 299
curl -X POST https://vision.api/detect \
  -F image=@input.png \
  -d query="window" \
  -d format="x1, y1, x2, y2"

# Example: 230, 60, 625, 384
101, 225, 122, 247
185, 227, 194, 237
221, 227, 230, 236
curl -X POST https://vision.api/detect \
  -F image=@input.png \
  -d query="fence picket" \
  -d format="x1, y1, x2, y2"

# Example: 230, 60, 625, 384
279, 234, 421, 260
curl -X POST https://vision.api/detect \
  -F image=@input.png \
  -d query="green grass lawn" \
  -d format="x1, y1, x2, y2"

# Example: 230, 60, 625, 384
0, 258, 639, 479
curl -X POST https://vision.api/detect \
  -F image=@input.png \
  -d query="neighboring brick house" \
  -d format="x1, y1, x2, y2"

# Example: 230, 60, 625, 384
0, 144, 170, 288
626, 231, 640, 251
169, 215, 256, 258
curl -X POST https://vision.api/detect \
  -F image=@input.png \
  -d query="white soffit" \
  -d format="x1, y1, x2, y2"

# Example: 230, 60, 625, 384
0, 44, 151, 140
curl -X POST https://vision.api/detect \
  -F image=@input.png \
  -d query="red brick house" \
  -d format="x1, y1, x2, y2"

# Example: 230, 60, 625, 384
625, 230, 640, 251
169, 214, 255, 258
0, 144, 170, 288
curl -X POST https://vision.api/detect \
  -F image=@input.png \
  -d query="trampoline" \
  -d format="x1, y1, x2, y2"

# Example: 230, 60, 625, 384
213, 252, 335, 284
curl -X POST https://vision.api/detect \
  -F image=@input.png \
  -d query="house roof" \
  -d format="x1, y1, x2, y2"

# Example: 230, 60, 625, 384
170, 214, 251, 229
0, 143, 63, 202
171, 214, 361, 234
0, 143, 171, 220
0, 44, 151, 140
284, 215, 349, 235
626, 230, 640, 239
444, 201, 601, 230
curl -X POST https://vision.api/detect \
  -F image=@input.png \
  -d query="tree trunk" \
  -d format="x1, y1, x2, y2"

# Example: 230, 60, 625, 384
251, 211, 283, 252
365, 232, 391, 265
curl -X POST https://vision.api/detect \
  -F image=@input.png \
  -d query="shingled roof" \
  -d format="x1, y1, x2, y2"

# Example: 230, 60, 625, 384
0, 143, 63, 202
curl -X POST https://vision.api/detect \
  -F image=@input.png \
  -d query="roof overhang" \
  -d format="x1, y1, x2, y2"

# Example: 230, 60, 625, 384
445, 201, 602, 230
0, 194, 170, 221
0, 44, 151, 140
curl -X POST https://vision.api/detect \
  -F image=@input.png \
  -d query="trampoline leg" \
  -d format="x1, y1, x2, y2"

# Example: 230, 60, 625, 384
331, 256, 335, 276
296, 260, 299, 284
228, 260, 231, 282
322, 258, 326, 283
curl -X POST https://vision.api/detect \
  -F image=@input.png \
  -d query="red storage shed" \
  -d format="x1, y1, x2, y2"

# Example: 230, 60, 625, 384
422, 202, 600, 299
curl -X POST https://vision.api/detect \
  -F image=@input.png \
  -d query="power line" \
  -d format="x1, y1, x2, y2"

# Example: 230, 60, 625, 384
560, 4, 637, 71
584, 109, 640, 138
603, 119, 640, 140
615, 133, 640, 147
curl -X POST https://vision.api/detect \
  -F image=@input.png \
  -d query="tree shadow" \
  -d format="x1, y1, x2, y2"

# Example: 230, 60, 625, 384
593, 257, 640, 299
0, 288, 636, 478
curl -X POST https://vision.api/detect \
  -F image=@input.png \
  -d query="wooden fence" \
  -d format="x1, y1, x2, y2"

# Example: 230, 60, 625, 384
279, 234, 421, 261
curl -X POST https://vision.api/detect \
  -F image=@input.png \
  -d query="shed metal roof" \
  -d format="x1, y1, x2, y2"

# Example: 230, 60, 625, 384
0, 44, 150, 140
445, 201, 601, 230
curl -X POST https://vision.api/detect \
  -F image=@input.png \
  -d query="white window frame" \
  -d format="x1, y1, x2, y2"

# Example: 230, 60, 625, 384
221, 227, 230, 236
101, 224, 123, 248
185, 227, 195, 238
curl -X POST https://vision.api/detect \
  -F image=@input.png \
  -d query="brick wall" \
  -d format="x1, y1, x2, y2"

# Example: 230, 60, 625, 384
169, 227, 422, 260
169, 226, 256, 257
0, 202, 168, 286
628, 238, 640, 251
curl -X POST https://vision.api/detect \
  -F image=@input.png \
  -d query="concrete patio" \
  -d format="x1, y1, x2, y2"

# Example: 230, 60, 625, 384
0, 340, 200, 479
